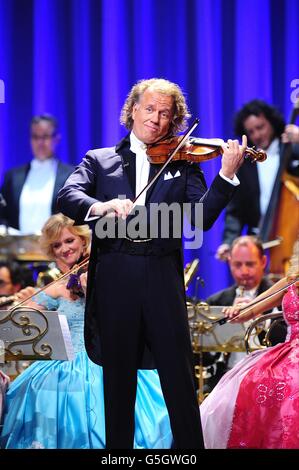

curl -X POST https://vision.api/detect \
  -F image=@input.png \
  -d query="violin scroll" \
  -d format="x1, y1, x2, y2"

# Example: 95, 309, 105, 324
66, 265, 87, 298
243, 146, 267, 163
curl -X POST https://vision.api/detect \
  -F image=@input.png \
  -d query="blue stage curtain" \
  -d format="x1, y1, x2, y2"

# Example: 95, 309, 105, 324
0, 0, 298, 298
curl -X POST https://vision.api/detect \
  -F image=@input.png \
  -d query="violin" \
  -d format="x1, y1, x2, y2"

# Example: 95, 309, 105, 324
7, 257, 90, 312
66, 257, 89, 298
146, 135, 267, 164
133, 119, 265, 206
0, 252, 90, 312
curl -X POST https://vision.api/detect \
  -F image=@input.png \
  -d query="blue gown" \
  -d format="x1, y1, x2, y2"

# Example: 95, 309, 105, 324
0, 293, 172, 449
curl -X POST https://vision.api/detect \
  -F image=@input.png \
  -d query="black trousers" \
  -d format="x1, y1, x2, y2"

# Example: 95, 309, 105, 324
95, 250, 204, 449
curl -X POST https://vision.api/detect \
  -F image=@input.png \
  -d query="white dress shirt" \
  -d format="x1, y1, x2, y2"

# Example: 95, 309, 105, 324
257, 138, 280, 215
227, 286, 257, 368
19, 158, 58, 234
130, 132, 150, 206
227, 285, 275, 369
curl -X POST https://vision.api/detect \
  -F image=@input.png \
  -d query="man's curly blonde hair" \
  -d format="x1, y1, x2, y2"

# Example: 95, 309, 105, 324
120, 78, 191, 135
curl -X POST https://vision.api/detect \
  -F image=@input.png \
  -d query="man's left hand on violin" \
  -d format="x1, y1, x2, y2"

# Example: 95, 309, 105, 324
220, 135, 247, 180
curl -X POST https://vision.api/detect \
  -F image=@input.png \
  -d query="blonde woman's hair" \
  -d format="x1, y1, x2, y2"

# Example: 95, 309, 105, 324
120, 78, 191, 135
40, 213, 91, 259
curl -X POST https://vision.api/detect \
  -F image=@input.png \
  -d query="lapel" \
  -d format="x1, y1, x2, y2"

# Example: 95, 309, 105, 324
52, 160, 64, 211
145, 163, 163, 204
13, 164, 30, 204
279, 141, 284, 162
115, 135, 136, 200
116, 135, 179, 204
241, 160, 260, 212
116, 134, 171, 203
229, 285, 239, 304
257, 277, 273, 295
248, 161, 260, 194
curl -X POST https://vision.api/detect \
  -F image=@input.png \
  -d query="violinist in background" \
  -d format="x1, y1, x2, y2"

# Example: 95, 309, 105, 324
57, 77, 247, 449
200, 243, 299, 449
216, 100, 299, 261
0, 213, 174, 449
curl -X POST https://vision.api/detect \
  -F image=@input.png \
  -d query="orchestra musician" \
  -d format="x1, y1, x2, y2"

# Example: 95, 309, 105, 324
204, 235, 287, 391
216, 100, 299, 262
200, 245, 299, 449
57, 77, 247, 449
0, 114, 74, 234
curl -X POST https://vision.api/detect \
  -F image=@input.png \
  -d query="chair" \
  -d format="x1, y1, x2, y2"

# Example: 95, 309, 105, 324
244, 311, 284, 354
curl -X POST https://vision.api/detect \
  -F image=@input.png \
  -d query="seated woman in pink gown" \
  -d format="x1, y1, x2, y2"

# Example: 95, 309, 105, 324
200, 271, 299, 449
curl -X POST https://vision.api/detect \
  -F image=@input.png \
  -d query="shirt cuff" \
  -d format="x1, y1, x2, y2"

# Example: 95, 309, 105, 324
84, 203, 101, 222
219, 170, 240, 186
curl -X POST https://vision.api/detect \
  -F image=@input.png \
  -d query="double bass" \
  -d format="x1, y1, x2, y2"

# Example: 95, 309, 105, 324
259, 99, 299, 276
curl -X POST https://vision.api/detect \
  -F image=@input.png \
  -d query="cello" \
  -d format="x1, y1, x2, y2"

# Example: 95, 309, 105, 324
259, 99, 299, 276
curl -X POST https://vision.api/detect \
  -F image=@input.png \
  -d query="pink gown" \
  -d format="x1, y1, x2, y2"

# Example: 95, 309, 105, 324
200, 284, 299, 449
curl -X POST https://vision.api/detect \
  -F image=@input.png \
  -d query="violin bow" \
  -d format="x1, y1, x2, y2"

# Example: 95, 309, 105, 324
10, 257, 89, 311
132, 118, 200, 209
212, 277, 298, 326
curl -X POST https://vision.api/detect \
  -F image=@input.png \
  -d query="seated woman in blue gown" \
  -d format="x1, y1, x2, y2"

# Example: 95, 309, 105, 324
0, 213, 172, 449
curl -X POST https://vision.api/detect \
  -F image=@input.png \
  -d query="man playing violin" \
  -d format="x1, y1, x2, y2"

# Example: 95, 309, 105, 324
57, 78, 247, 449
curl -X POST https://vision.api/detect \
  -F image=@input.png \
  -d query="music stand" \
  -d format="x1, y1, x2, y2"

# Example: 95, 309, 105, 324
0, 306, 74, 364
188, 302, 248, 403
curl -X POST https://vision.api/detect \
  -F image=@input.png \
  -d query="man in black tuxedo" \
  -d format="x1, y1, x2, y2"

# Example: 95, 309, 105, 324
57, 78, 247, 449
206, 235, 286, 386
0, 114, 74, 233
216, 100, 299, 260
